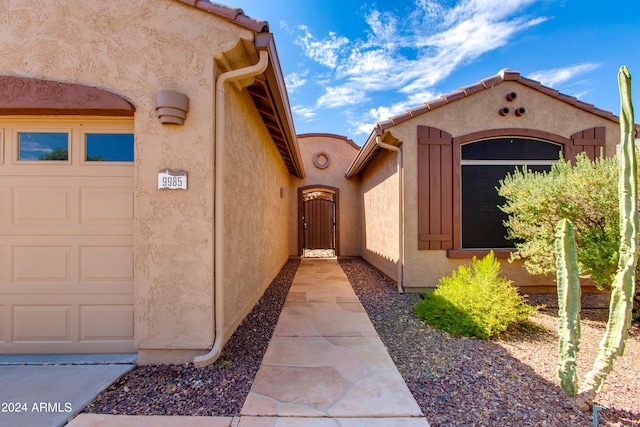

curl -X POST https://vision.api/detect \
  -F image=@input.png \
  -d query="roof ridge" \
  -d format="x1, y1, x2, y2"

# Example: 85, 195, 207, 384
175, 0, 269, 33
378, 68, 618, 130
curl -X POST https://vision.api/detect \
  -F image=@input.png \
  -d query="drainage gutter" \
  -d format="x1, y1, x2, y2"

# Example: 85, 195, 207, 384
375, 129, 404, 293
194, 49, 269, 368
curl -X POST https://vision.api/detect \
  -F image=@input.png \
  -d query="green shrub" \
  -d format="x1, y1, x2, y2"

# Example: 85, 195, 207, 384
413, 251, 539, 339
498, 152, 621, 289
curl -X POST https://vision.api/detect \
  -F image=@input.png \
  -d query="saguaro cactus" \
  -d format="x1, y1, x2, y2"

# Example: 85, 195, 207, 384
555, 219, 582, 397
555, 66, 638, 410
575, 65, 638, 409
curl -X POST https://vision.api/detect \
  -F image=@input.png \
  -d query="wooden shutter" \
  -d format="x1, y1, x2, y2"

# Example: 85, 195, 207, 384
567, 126, 606, 162
417, 126, 453, 250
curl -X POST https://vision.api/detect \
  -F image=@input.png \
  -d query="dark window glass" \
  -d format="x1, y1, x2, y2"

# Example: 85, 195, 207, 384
85, 133, 134, 162
461, 138, 560, 249
462, 137, 561, 160
18, 132, 68, 161
462, 164, 551, 248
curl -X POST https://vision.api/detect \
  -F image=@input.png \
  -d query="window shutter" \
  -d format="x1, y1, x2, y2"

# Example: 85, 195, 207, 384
567, 126, 606, 162
418, 126, 453, 250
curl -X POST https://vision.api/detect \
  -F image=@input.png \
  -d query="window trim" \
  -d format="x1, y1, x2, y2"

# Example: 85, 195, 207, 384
15, 129, 72, 164
449, 129, 572, 258
459, 137, 561, 250
81, 130, 135, 164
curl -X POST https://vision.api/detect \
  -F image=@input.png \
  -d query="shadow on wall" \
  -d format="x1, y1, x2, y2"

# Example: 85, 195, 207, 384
360, 207, 400, 284
359, 148, 401, 283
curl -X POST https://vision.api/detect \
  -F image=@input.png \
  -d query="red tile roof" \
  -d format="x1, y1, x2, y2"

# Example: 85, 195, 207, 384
175, 0, 269, 33
346, 69, 624, 178
377, 69, 618, 131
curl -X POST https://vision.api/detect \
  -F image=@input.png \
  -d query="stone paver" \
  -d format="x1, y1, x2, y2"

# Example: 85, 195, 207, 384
240, 258, 429, 424
67, 258, 430, 426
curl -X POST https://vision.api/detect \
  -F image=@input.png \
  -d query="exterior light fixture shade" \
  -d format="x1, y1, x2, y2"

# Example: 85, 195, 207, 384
155, 90, 189, 125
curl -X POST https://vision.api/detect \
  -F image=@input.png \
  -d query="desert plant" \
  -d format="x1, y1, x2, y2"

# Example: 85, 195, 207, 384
414, 251, 539, 340
498, 153, 620, 289
555, 66, 638, 411
555, 219, 582, 397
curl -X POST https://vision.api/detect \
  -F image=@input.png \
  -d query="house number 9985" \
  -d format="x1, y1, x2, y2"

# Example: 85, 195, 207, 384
158, 169, 188, 190
162, 176, 183, 188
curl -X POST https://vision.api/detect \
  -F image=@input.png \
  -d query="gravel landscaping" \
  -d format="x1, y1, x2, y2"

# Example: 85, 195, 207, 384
83, 257, 639, 426
339, 258, 640, 427
82, 258, 300, 417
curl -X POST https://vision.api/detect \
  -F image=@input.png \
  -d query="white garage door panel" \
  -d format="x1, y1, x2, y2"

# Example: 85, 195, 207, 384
0, 245, 6, 285
0, 186, 5, 224
0, 118, 134, 354
80, 246, 134, 283
2, 295, 135, 353
13, 305, 72, 341
80, 305, 134, 341
1, 177, 133, 237
0, 306, 5, 343
13, 246, 72, 284
81, 187, 133, 224
3, 235, 133, 291
13, 187, 71, 224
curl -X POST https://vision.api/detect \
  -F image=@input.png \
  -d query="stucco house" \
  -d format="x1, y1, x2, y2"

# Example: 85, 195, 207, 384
0, 0, 625, 364
0, 0, 305, 365
346, 69, 622, 294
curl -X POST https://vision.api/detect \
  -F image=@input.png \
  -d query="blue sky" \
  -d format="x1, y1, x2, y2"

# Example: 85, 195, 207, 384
222, 0, 640, 145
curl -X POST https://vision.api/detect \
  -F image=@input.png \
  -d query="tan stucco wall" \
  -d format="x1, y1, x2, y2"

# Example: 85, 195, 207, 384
224, 86, 292, 339
359, 147, 400, 282
364, 81, 621, 291
291, 134, 361, 256
0, 0, 290, 363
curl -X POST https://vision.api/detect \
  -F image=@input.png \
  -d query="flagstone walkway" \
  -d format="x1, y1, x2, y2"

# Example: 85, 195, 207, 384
68, 258, 429, 426
239, 258, 429, 426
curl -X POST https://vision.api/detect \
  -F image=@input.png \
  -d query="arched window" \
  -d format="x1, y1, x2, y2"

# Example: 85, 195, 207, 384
417, 125, 605, 255
460, 137, 561, 248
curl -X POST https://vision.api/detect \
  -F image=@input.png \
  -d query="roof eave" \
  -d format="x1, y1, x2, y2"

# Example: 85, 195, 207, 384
253, 33, 305, 178
345, 127, 382, 178
175, 0, 269, 33
347, 68, 632, 177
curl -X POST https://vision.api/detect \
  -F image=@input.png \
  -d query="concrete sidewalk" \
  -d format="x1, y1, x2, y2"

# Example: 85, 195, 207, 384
68, 258, 429, 426
0, 355, 134, 427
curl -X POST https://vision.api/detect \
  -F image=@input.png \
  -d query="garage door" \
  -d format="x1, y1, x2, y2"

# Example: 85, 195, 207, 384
0, 118, 135, 353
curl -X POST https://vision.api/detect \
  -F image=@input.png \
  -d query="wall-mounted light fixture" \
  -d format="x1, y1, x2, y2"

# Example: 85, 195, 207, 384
155, 90, 189, 125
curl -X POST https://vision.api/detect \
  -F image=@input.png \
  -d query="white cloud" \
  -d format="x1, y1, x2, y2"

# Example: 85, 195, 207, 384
529, 63, 601, 87
294, 25, 349, 68
317, 85, 367, 108
349, 120, 377, 136
292, 105, 317, 121
285, 70, 308, 93
291, 0, 548, 115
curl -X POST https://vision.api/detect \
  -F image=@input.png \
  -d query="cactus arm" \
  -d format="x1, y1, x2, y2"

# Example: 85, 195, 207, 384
577, 66, 638, 408
555, 219, 582, 396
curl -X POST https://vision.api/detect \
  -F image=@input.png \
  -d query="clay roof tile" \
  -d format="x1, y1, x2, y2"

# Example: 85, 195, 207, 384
176, 0, 269, 33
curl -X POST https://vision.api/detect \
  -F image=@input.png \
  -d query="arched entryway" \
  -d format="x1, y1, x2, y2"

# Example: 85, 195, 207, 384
298, 186, 339, 257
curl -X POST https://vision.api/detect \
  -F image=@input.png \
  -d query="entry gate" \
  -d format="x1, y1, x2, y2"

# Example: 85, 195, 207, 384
302, 190, 335, 257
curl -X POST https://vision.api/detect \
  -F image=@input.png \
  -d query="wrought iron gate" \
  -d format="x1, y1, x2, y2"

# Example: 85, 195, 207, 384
303, 190, 335, 257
